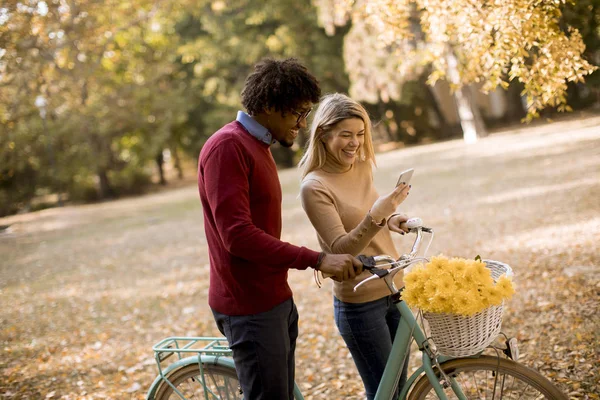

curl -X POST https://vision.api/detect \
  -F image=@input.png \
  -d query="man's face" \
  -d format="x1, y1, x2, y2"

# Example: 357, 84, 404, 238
268, 102, 312, 148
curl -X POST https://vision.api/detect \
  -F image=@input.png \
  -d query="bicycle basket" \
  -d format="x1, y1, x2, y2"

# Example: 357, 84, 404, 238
423, 260, 511, 357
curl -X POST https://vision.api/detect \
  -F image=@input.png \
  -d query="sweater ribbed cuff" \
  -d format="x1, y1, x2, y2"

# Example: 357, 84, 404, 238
367, 212, 387, 227
314, 252, 326, 270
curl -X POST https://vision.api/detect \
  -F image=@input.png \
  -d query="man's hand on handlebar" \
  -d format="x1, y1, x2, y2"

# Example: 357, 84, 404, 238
318, 254, 363, 282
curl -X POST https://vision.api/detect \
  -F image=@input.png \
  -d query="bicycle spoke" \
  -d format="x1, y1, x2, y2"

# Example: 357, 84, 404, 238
156, 364, 243, 400
177, 373, 197, 399
487, 369, 492, 400
471, 370, 479, 397
458, 373, 469, 397
413, 357, 564, 400
208, 369, 224, 398
184, 374, 199, 399
497, 373, 505, 400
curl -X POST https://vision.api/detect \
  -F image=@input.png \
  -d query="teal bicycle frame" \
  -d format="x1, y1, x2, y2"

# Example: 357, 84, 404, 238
147, 223, 470, 400
376, 293, 462, 400
146, 297, 464, 400
146, 337, 305, 400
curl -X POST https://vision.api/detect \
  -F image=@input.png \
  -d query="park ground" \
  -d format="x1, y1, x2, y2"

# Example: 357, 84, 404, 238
1, 115, 599, 399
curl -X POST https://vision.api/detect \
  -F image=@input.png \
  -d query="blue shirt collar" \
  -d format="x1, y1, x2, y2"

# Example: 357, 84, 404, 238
236, 111, 275, 145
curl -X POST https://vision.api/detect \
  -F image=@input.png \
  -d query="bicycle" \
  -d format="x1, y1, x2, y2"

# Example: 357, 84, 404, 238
146, 218, 568, 399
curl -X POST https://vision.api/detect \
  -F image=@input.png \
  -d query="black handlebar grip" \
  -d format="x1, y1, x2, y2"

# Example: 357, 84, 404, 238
357, 255, 390, 277
357, 255, 376, 269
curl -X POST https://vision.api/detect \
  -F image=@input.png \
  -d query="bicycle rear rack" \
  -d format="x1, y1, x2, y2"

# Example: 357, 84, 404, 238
153, 336, 232, 364
151, 337, 235, 399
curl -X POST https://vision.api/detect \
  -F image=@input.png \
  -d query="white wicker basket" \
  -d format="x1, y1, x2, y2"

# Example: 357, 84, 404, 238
423, 260, 512, 357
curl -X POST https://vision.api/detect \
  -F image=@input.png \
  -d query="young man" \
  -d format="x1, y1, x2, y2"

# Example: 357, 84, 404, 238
197, 58, 363, 400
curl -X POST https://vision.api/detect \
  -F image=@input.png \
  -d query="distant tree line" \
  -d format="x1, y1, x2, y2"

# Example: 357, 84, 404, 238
0, 0, 597, 216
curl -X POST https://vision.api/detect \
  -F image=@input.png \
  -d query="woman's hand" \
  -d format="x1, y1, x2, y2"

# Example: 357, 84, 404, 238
369, 183, 410, 223
388, 214, 410, 234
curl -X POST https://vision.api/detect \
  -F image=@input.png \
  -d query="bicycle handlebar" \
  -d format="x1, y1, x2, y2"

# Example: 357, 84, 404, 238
353, 217, 434, 294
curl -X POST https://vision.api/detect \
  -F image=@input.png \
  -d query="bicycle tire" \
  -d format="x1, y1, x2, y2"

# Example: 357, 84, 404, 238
408, 355, 567, 399
154, 363, 242, 400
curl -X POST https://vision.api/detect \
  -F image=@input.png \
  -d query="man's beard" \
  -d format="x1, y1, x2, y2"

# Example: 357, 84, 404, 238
278, 138, 294, 148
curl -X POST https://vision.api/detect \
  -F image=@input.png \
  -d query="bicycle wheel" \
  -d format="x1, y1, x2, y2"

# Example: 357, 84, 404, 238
154, 363, 242, 400
409, 355, 567, 399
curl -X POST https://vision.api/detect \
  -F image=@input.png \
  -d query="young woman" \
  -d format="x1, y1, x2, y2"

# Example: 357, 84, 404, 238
298, 93, 411, 399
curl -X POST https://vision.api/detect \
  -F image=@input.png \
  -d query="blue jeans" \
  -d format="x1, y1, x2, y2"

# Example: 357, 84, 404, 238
212, 298, 298, 400
334, 295, 410, 400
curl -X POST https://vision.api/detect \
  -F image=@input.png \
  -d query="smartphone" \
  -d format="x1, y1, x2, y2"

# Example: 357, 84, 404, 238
396, 168, 414, 187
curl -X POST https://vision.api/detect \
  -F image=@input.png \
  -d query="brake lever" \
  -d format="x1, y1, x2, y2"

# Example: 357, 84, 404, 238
357, 255, 393, 277
353, 274, 380, 291
354, 258, 428, 293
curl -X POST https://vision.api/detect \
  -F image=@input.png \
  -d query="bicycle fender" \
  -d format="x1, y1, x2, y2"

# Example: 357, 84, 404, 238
398, 355, 481, 399
145, 354, 237, 400
400, 366, 426, 399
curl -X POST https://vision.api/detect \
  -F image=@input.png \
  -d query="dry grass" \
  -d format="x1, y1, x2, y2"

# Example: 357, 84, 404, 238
1, 115, 599, 399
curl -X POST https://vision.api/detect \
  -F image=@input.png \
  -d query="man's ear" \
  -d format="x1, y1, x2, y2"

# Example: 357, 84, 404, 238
265, 107, 275, 116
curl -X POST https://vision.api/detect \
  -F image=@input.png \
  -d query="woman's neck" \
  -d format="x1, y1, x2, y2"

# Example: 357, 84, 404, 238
321, 153, 353, 173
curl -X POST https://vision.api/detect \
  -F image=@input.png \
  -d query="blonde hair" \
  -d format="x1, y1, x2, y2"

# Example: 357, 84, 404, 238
299, 93, 376, 179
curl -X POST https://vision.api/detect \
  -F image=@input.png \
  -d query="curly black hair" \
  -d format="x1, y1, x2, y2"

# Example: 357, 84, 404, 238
241, 58, 321, 116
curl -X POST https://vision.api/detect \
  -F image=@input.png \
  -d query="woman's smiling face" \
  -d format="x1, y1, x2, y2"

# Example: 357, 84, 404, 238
324, 118, 365, 168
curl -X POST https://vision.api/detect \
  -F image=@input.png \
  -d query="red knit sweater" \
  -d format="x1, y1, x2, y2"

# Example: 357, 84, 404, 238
198, 121, 320, 315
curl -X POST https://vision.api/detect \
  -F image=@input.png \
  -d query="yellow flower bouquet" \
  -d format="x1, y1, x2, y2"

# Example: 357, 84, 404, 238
402, 256, 515, 316
402, 256, 515, 356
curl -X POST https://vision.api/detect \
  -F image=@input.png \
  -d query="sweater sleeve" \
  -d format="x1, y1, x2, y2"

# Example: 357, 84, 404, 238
201, 141, 320, 270
300, 178, 383, 257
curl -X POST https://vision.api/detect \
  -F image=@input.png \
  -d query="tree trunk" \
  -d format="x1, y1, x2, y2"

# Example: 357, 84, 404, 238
271, 146, 295, 169
506, 81, 526, 122
170, 145, 184, 180
97, 168, 115, 199
279, 147, 295, 168
464, 87, 487, 137
422, 77, 451, 139
156, 151, 167, 185
445, 46, 487, 143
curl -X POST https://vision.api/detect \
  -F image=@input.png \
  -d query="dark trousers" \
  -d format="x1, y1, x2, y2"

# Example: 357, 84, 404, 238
212, 298, 298, 400
334, 295, 410, 400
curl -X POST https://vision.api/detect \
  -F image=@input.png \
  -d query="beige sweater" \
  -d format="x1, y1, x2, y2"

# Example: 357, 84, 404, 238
300, 157, 403, 303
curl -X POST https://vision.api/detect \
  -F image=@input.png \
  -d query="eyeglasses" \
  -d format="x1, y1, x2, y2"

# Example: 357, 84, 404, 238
291, 108, 312, 124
